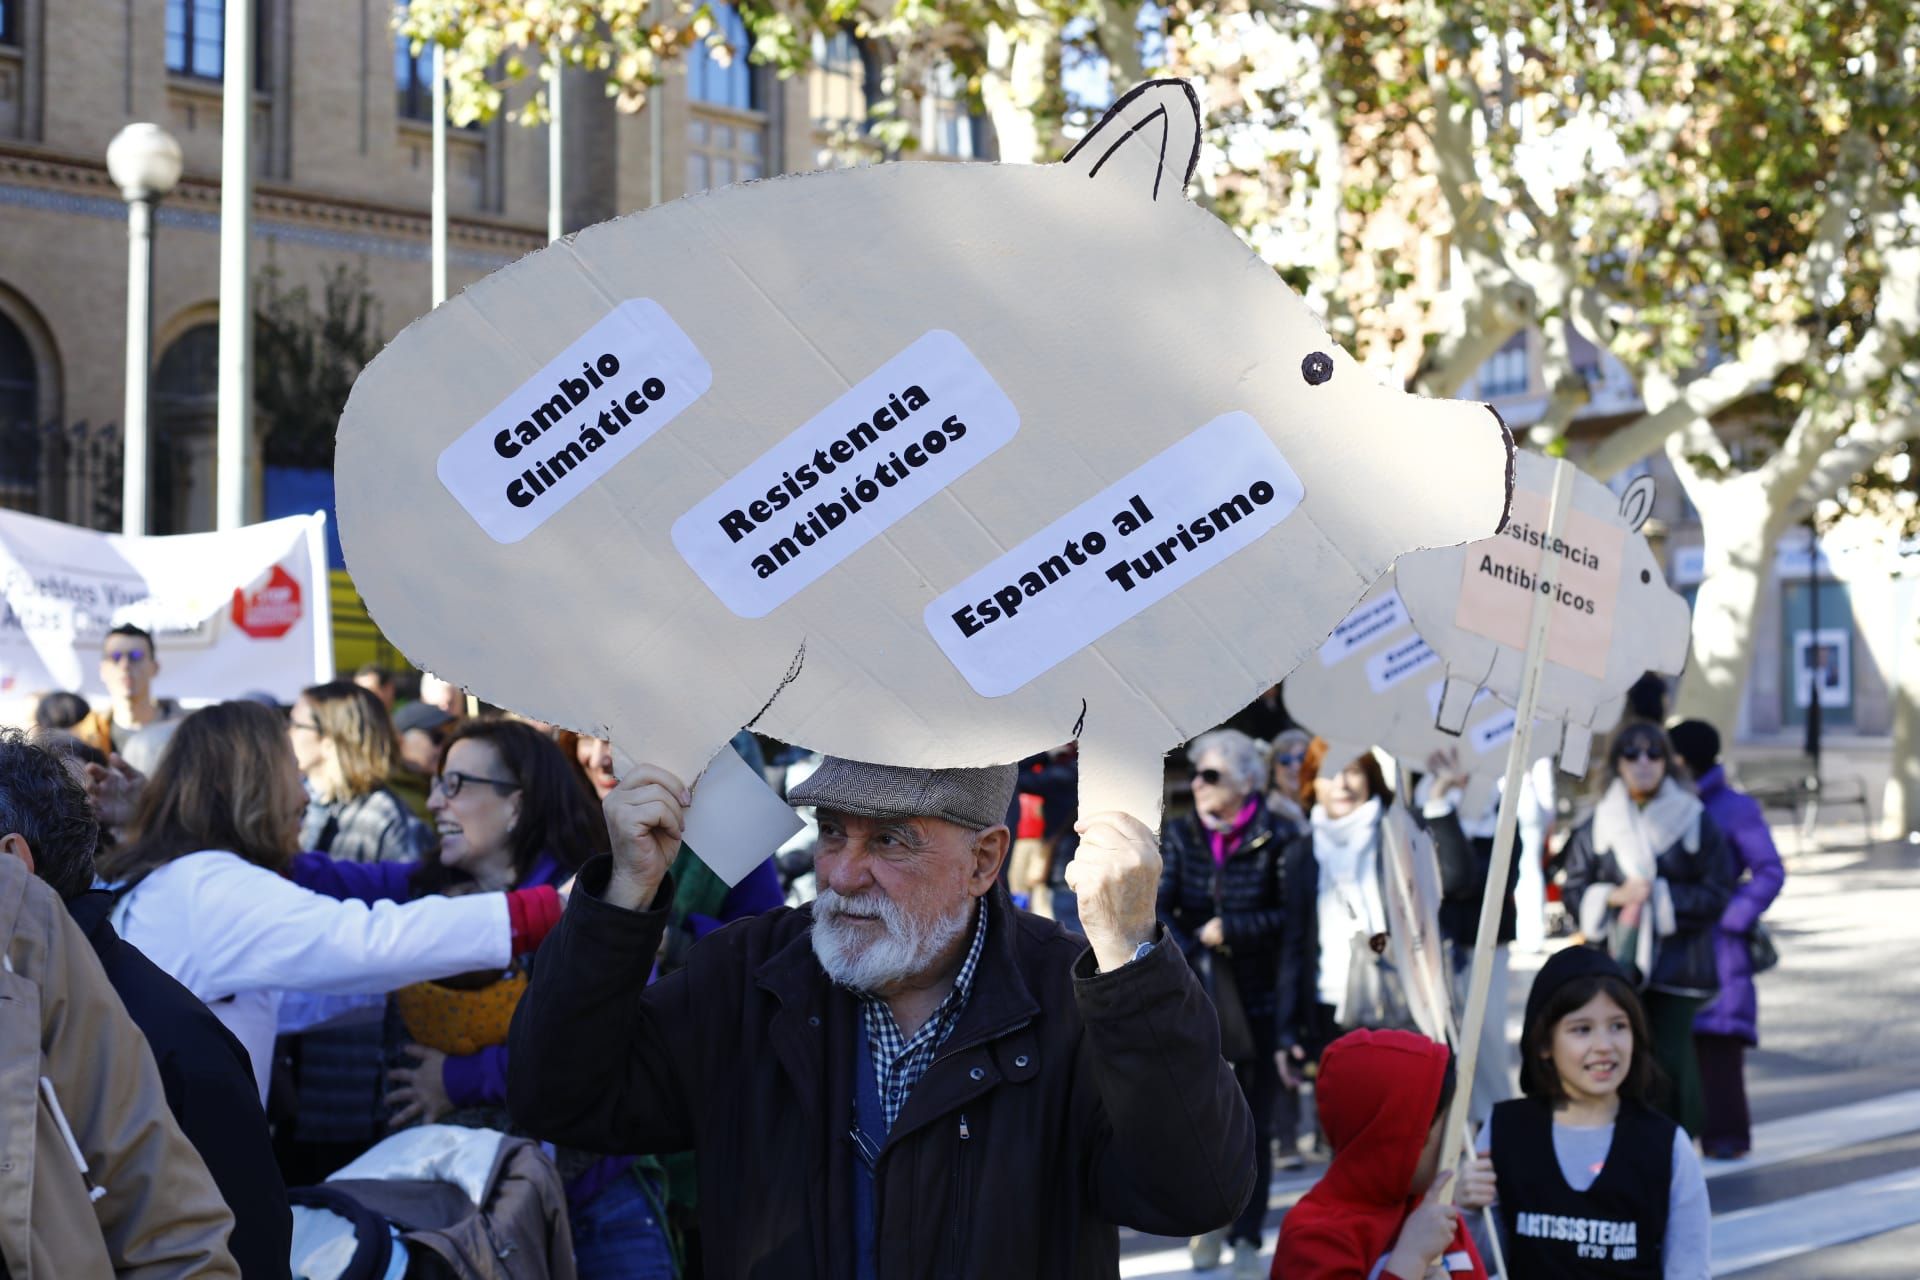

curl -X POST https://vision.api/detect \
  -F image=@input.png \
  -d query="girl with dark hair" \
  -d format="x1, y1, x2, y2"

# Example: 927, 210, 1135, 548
99, 702, 562, 1106
1560, 722, 1733, 1137
1458, 945, 1711, 1277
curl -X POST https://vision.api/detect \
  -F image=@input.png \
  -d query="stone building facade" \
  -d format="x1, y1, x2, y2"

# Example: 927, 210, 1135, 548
0, 0, 978, 532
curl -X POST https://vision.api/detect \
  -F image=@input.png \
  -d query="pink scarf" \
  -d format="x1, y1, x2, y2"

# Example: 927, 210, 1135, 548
1207, 798, 1261, 866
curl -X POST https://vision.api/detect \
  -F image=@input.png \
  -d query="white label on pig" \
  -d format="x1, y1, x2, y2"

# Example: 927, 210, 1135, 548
1319, 589, 1411, 666
672, 330, 1020, 619
1365, 634, 1439, 692
436, 299, 713, 545
927, 412, 1304, 698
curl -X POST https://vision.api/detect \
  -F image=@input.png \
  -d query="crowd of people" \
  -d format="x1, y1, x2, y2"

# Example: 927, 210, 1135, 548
1, 625, 1787, 1279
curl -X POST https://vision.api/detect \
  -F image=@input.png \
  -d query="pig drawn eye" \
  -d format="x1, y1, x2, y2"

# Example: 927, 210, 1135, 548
1640, 570, 1651, 584
1302, 353, 1334, 386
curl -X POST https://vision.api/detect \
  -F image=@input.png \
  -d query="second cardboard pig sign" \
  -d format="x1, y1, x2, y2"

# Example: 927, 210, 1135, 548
335, 80, 1515, 846
1394, 450, 1692, 775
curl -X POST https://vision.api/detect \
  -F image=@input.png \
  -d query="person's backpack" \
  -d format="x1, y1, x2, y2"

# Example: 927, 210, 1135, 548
287, 1127, 575, 1280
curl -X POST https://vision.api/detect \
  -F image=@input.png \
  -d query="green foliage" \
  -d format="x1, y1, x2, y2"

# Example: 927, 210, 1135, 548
255, 266, 386, 470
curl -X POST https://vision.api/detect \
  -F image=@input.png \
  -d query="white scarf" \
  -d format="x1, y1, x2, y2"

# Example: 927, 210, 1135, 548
1580, 776, 1700, 983
1312, 798, 1387, 1018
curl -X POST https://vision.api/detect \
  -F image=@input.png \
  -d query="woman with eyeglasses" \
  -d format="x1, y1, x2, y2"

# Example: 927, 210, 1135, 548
1158, 728, 1309, 1276
1559, 721, 1734, 1137
289, 681, 432, 864
98, 702, 563, 1112
294, 719, 672, 1277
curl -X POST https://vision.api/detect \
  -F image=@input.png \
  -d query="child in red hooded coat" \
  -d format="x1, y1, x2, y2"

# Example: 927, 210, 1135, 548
1275, 1029, 1487, 1279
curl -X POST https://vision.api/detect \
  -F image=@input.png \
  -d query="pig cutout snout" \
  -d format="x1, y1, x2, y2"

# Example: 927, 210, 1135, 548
335, 78, 1516, 846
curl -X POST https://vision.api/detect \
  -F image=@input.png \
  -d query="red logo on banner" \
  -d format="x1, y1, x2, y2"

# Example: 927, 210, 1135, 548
231, 565, 303, 639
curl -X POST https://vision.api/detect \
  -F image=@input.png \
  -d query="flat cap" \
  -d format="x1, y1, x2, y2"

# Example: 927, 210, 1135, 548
788, 757, 1018, 831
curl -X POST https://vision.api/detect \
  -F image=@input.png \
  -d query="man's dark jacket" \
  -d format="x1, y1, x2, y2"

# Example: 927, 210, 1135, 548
509, 857, 1256, 1279
65, 891, 293, 1280
1423, 810, 1520, 948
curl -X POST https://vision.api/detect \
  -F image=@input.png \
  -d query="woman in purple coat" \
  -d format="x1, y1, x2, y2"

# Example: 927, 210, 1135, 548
1671, 720, 1787, 1159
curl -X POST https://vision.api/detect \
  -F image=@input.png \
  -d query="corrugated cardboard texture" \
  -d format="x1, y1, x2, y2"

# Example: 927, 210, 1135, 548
335, 82, 1514, 827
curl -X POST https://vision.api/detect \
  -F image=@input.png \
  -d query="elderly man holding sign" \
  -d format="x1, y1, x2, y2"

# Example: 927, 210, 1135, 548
508, 755, 1255, 1278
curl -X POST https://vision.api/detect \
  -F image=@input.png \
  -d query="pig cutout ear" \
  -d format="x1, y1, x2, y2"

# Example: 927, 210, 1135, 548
1061, 79, 1202, 202
1618, 476, 1656, 533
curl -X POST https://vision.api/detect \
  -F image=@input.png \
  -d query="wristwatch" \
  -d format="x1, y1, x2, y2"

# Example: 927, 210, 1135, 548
1128, 938, 1156, 965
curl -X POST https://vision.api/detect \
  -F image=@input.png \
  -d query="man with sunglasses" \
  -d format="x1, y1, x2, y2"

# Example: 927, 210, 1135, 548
74, 624, 178, 757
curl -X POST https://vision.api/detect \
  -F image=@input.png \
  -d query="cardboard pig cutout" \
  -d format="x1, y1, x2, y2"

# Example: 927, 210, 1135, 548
1286, 574, 1563, 817
335, 80, 1515, 874
1394, 452, 1691, 777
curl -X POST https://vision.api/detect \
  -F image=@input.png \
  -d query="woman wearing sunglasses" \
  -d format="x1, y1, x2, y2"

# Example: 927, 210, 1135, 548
1159, 728, 1310, 1277
1265, 728, 1312, 829
1560, 720, 1734, 1137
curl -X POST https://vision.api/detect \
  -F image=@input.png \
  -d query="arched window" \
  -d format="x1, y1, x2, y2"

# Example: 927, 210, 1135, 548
0, 310, 41, 497
152, 323, 220, 533
0, 309, 35, 426
155, 324, 219, 418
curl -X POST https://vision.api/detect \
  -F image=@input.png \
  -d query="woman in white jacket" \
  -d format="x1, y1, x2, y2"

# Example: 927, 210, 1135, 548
100, 701, 563, 1102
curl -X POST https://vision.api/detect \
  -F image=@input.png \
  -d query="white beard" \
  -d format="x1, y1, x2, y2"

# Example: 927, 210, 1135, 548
810, 886, 974, 994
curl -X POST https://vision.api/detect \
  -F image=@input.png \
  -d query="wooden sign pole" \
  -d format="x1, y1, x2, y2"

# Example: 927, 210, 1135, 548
1438, 457, 1575, 1209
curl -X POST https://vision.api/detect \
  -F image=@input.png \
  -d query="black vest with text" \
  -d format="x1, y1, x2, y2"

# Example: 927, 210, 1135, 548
1490, 1097, 1672, 1278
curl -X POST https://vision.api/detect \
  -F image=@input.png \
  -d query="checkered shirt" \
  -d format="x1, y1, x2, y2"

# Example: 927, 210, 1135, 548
859, 901, 989, 1132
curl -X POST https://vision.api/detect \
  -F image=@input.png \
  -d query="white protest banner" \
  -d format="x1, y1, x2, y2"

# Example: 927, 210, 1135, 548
0, 510, 334, 706
334, 80, 1515, 874
1394, 451, 1691, 775
1287, 574, 1563, 817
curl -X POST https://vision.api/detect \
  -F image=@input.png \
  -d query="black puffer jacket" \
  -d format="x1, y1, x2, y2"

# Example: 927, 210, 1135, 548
1157, 800, 1306, 1025
1560, 810, 1734, 996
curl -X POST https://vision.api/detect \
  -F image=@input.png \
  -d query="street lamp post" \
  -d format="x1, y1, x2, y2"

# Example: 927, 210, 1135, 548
106, 123, 183, 537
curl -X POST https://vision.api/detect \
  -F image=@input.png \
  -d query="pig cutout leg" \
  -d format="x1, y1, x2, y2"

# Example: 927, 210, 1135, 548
1557, 722, 1592, 777
1435, 676, 1482, 736
1073, 703, 1172, 839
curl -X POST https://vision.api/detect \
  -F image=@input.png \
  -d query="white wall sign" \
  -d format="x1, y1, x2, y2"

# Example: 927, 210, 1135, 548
1793, 628, 1851, 709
